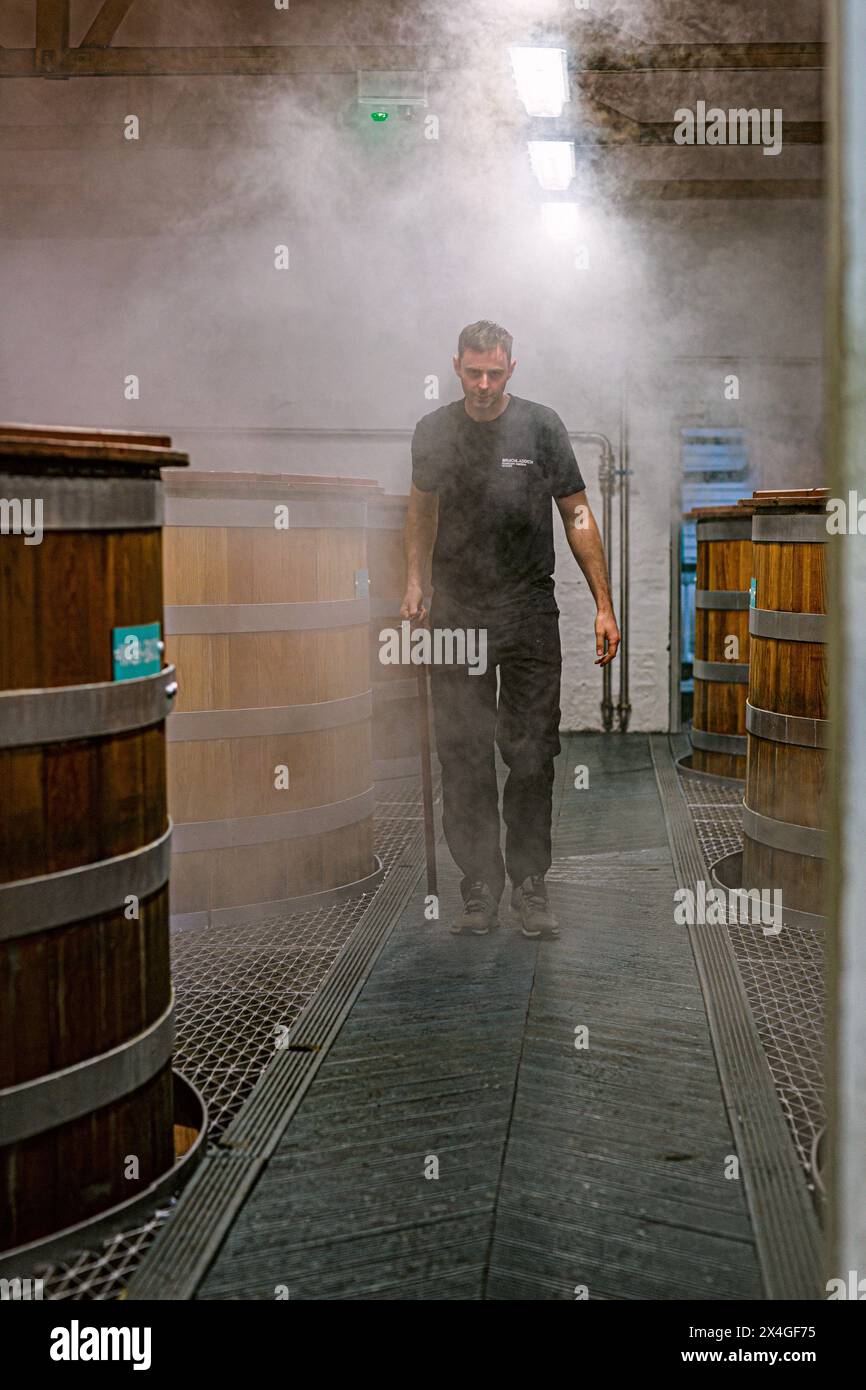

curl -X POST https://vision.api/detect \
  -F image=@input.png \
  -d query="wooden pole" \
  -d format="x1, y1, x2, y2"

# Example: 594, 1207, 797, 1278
415, 663, 438, 899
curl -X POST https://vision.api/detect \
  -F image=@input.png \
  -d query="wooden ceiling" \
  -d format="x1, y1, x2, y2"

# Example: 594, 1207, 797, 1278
0, 1, 824, 201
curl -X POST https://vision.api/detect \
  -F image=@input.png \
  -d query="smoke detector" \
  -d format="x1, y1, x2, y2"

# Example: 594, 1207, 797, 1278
357, 70, 428, 121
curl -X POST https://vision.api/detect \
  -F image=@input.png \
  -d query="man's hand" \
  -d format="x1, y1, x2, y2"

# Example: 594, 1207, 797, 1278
400, 584, 428, 624
595, 607, 621, 666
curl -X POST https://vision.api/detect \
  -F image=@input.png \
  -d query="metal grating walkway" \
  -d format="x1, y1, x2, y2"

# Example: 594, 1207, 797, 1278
194, 734, 765, 1300
676, 765, 825, 1190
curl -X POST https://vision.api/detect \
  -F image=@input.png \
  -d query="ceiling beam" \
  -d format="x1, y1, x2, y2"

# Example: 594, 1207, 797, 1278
632, 120, 824, 147
614, 179, 823, 200
580, 42, 824, 73
520, 101, 824, 147
80, 0, 137, 49
0, 40, 826, 80
3, 45, 444, 78
34, 1, 69, 56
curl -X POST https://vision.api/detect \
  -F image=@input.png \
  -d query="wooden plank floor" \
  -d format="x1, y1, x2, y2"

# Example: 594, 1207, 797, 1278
198, 733, 763, 1300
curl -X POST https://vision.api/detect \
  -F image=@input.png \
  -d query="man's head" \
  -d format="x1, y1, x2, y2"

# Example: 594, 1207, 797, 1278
453, 320, 517, 418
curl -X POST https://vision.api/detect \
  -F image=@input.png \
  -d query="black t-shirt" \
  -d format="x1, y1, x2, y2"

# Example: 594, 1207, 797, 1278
411, 394, 585, 615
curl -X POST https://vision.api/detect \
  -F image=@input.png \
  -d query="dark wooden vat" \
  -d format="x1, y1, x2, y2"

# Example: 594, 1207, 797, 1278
689, 505, 754, 780
742, 489, 829, 922
0, 424, 187, 1250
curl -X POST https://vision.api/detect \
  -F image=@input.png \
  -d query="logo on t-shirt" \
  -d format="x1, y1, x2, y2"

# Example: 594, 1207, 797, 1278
501, 457, 534, 468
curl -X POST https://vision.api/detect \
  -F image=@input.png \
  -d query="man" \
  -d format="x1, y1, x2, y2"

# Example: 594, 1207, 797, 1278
401, 320, 619, 939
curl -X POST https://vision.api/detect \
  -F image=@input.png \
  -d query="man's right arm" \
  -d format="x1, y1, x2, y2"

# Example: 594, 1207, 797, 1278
400, 483, 437, 621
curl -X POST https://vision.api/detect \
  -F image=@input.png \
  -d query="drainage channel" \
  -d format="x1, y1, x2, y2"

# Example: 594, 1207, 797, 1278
650, 735, 822, 1300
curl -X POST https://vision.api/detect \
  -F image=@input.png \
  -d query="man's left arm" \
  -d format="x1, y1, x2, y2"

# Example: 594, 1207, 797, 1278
555, 491, 621, 667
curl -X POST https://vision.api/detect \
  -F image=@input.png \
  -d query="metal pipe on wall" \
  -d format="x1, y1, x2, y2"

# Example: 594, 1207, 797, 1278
570, 431, 617, 732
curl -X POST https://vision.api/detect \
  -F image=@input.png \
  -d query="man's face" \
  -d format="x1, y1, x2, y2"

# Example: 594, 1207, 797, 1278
453, 346, 515, 413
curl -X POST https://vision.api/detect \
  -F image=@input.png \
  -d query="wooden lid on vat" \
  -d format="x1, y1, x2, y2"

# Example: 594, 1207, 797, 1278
683, 502, 754, 521
0, 422, 188, 470
744, 488, 830, 511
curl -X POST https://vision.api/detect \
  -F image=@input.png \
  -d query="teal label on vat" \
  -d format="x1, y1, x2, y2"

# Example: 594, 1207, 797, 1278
749, 578, 757, 608
112, 622, 162, 681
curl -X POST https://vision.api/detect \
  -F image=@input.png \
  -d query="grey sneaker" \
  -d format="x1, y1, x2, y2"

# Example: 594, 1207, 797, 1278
450, 882, 500, 935
512, 875, 559, 938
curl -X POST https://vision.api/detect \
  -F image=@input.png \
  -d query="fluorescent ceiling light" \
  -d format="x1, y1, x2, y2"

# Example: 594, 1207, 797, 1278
528, 141, 575, 191
541, 202, 579, 241
509, 47, 570, 118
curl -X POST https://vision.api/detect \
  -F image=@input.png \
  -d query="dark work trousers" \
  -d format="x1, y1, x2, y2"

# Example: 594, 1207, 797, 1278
428, 593, 562, 904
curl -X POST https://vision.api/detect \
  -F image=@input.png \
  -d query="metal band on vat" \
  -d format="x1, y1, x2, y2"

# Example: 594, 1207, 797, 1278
693, 659, 750, 684
0, 996, 175, 1144
171, 786, 375, 854
696, 519, 753, 542
0, 473, 163, 530
164, 599, 370, 635
167, 691, 372, 742
0, 824, 172, 939
164, 497, 367, 529
695, 589, 749, 610
746, 701, 830, 749
0, 667, 177, 748
690, 728, 748, 756
749, 608, 826, 643
752, 513, 828, 544
742, 803, 828, 860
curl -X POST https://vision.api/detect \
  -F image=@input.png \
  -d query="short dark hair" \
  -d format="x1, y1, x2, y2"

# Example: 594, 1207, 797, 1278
457, 320, 513, 364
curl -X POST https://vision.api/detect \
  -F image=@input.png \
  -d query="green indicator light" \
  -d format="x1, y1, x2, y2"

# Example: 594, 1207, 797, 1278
370, 110, 389, 122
